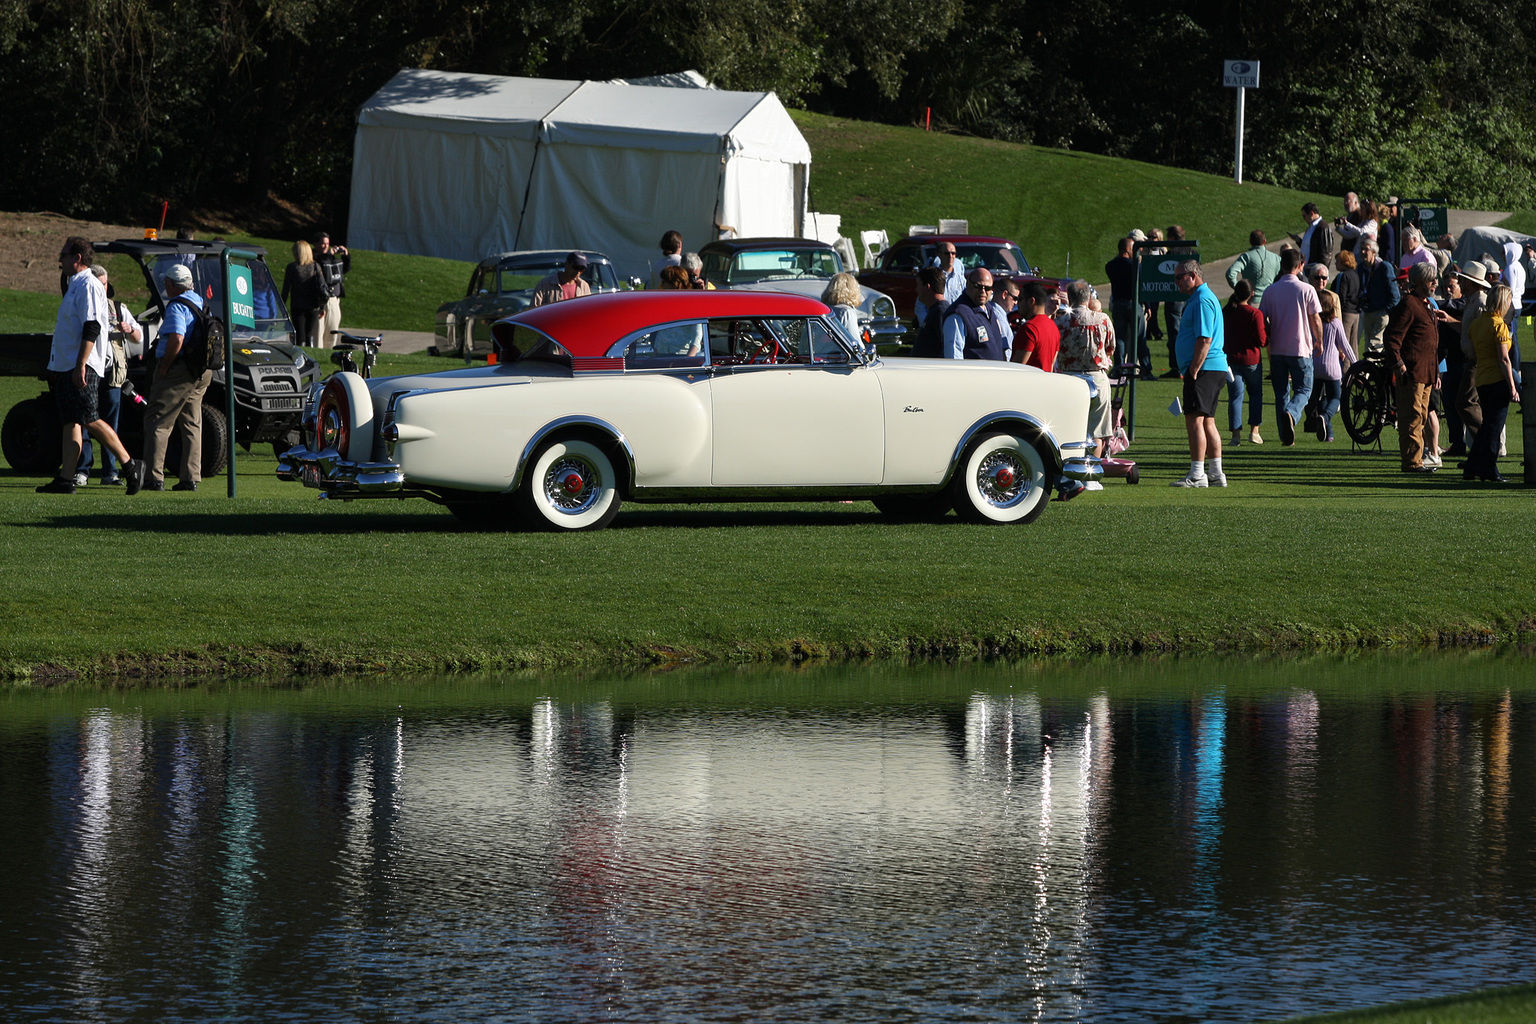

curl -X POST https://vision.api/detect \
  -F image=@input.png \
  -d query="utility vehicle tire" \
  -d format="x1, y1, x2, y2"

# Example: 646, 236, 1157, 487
2, 397, 62, 475
164, 404, 230, 478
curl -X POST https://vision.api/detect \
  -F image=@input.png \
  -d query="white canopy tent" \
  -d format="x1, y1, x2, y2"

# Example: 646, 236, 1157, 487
347, 69, 813, 280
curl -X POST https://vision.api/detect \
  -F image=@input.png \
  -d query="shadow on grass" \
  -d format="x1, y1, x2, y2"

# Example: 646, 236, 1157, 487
15, 504, 900, 536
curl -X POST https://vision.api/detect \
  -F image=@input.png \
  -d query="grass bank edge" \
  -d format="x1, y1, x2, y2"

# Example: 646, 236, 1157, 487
5, 618, 1532, 685
1276, 982, 1536, 1023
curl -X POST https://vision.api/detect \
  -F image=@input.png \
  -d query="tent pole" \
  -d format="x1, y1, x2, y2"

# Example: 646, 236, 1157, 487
513, 134, 543, 251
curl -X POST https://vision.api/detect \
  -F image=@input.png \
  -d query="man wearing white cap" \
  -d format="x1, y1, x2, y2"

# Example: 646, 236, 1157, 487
143, 262, 212, 491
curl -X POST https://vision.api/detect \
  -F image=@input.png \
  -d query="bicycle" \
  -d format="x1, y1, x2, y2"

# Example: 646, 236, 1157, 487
1340, 352, 1397, 445
330, 329, 383, 379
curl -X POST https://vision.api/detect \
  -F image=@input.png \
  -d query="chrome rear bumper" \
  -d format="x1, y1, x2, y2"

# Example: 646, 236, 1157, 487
276, 445, 406, 497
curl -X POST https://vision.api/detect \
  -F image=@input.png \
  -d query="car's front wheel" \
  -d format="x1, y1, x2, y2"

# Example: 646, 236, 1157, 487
518, 437, 622, 531
951, 432, 1050, 524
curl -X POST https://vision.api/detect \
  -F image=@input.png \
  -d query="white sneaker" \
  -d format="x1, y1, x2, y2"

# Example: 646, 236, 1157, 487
1208, 471, 1228, 487
1423, 453, 1442, 468
1170, 474, 1209, 488
72, 472, 88, 487
1085, 480, 1105, 491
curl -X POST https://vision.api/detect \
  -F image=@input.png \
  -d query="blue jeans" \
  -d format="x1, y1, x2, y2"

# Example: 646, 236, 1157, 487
1164, 301, 1185, 370
1271, 354, 1314, 428
77, 381, 123, 481
1316, 377, 1342, 440
1226, 362, 1264, 432
1110, 299, 1151, 375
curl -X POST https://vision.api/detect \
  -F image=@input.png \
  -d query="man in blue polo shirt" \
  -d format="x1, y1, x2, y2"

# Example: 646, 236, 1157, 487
143, 262, 212, 491
1170, 259, 1231, 488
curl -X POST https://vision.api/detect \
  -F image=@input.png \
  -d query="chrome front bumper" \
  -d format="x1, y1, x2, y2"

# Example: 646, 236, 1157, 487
276, 445, 406, 497
1059, 438, 1102, 482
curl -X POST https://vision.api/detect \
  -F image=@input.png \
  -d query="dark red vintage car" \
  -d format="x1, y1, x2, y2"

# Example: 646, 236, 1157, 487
856, 234, 1070, 323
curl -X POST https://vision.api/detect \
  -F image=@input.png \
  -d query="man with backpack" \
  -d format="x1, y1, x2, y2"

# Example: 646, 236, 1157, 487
143, 262, 212, 491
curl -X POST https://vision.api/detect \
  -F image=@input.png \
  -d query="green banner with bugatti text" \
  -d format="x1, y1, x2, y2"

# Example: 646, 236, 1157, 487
227, 262, 255, 328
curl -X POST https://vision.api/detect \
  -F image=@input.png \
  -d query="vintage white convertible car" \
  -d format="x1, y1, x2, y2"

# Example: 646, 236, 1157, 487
277, 291, 1098, 529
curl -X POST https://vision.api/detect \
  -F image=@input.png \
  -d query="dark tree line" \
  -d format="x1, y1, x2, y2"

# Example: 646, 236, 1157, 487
4, 0, 1534, 228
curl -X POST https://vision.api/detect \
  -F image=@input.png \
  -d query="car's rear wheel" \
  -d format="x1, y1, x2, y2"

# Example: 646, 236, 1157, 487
518, 438, 621, 531
872, 493, 952, 521
950, 432, 1050, 524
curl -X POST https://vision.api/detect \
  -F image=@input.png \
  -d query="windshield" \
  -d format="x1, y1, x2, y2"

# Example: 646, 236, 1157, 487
151, 253, 293, 345
708, 248, 843, 285
954, 244, 1028, 274
496, 261, 617, 294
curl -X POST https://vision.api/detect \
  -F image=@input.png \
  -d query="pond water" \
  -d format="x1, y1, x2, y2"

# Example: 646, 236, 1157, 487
2, 653, 1534, 1023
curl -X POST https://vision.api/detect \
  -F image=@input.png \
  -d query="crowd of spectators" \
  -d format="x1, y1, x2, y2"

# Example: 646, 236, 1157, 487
904, 194, 1528, 487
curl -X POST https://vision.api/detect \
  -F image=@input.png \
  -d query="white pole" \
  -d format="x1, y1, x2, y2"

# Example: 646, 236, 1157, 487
1234, 87, 1245, 184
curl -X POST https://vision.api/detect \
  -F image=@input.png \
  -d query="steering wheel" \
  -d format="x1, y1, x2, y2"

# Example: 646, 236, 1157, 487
746, 337, 780, 364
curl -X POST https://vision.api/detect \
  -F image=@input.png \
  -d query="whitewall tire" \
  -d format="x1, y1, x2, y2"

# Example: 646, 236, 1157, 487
950, 432, 1050, 524
519, 438, 622, 531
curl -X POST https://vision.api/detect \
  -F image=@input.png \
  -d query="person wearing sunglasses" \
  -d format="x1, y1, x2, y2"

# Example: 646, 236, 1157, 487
941, 268, 1008, 360
1170, 260, 1231, 487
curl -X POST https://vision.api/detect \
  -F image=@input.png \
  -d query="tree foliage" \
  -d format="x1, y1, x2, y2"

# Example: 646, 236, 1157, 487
3, 0, 1535, 225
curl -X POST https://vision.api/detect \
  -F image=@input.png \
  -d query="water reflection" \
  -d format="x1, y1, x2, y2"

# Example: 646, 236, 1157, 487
3, 658, 1534, 1023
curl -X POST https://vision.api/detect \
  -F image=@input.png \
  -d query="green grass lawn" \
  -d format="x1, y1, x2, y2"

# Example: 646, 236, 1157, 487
1278, 983, 1536, 1023
2, 366, 1531, 680
0, 288, 62, 333
792, 110, 1333, 282
1494, 208, 1536, 234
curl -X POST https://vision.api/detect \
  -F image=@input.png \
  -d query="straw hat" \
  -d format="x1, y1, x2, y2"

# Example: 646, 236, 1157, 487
1456, 260, 1491, 290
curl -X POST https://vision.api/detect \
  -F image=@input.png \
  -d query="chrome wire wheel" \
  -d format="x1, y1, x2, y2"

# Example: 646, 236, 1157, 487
952, 432, 1050, 524
543, 454, 602, 515
520, 438, 622, 531
975, 448, 1028, 508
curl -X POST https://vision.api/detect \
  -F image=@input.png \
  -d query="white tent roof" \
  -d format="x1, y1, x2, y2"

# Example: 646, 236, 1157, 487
348, 69, 812, 275
357, 70, 579, 141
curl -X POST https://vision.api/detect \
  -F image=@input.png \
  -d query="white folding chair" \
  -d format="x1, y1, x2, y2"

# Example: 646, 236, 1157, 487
859, 229, 889, 268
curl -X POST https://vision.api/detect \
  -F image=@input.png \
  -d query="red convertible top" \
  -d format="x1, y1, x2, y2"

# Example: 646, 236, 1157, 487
507, 290, 831, 357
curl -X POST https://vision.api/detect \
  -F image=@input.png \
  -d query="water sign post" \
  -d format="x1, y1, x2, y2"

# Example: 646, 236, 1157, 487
1132, 240, 1201, 442
221, 248, 259, 498
1224, 60, 1259, 184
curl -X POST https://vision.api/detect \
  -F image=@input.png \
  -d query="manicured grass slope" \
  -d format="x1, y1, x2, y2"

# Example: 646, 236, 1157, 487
792, 110, 1334, 281
218, 233, 472, 335
2, 369, 1530, 679
0, 244, 472, 338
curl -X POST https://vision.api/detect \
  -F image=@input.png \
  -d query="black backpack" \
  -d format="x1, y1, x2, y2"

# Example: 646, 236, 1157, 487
168, 295, 227, 374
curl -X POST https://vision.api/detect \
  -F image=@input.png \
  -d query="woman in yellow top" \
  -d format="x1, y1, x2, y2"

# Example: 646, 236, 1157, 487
1465, 283, 1521, 482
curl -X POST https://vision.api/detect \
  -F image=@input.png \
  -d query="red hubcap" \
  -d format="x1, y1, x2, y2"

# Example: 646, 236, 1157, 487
560, 472, 585, 495
993, 466, 1016, 489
